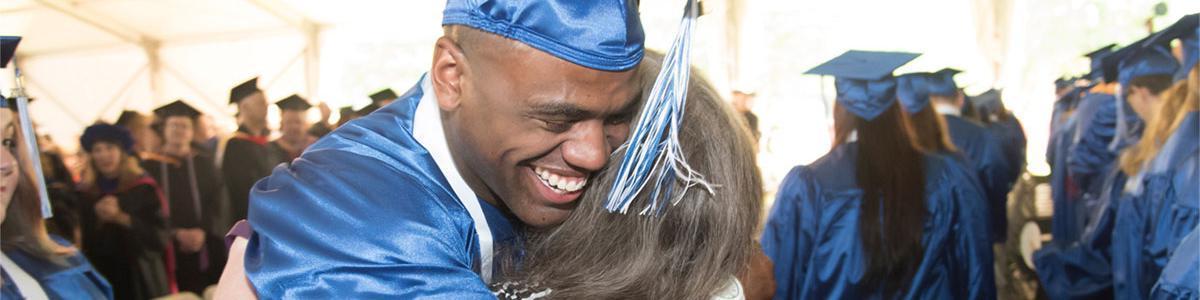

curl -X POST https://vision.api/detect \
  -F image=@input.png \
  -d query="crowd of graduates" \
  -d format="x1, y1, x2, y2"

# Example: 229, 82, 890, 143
0, 7, 1196, 300
1033, 14, 1199, 300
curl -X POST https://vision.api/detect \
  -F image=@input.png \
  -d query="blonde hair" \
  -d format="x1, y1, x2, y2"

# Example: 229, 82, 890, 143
1119, 64, 1200, 175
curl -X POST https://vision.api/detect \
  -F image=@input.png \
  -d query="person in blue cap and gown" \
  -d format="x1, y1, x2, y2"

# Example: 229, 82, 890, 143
1036, 40, 1183, 299
1048, 44, 1119, 245
213, 0, 658, 298
973, 89, 1027, 181
0, 85, 114, 299
1110, 38, 1195, 299
926, 68, 1014, 244
761, 50, 995, 299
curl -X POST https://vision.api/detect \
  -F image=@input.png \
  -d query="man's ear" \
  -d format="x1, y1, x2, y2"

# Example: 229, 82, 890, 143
432, 36, 468, 111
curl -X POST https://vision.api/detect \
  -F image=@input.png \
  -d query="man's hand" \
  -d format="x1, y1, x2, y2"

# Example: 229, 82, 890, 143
738, 242, 776, 300
94, 195, 124, 224
318, 102, 332, 124
175, 228, 207, 253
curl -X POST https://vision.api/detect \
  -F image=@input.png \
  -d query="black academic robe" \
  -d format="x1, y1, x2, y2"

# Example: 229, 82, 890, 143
221, 127, 274, 227
78, 175, 171, 300
142, 152, 228, 295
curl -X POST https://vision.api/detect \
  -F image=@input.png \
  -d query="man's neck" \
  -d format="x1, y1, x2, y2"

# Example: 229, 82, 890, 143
241, 122, 266, 135
162, 143, 191, 156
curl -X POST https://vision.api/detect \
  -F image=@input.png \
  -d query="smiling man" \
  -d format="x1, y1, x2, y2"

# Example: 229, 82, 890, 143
217, 0, 645, 298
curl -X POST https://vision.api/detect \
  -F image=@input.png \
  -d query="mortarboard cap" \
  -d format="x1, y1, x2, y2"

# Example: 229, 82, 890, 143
1, 36, 19, 68
80, 123, 134, 153
153, 100, 202, 119
971, 89, 1004, 116
229, 77, 261, 104
1117, 45, 1180, 88
1085, 44, 1117, 81
926, 68, 962, 97
896, 72, 933, 114
275, 94, 312, 111
368, 89, 398, 103
805, 50, 920, 120
1145, 14, 1199, 80
442, 0, 644, 71
356, 103, 380, 116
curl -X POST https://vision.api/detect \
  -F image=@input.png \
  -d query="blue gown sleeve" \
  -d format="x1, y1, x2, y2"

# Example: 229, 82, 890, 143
1068, 94, 1118, 189
1034, 170, 1125, 299
243, 143, 491, 298
945, 160, 998, 300
1113, 188, 1152, 300
761, 166, 819, 300
975, 131, 1015, 243
1150, 226, 1200, 300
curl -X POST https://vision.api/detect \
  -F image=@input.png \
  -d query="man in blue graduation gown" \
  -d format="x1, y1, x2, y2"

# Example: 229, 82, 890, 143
239, 1, 646, 297
927, 69, 1014, 243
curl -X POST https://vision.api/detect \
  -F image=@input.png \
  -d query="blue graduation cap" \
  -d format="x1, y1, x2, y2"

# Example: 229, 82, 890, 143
1085, 44, 1117, 81
896, 72, 933, 114
1, 36, 19, 68
1145, 14, 1199, 80
442, 0, 644, 71
1117, 45, 1180, 88
927, 68, 961, 97
971, 89, 1004, 117
804, 50, 921, 120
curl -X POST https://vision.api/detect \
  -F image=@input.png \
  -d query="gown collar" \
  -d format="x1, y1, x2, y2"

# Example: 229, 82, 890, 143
408, 74, 514, 282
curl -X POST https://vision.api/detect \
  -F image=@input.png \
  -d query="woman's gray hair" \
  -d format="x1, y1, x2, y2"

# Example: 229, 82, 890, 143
498, 50, 763, 299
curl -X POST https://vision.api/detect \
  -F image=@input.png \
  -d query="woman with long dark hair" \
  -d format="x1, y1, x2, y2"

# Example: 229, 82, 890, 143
1, 100, 112, 299
761, 51, 995, 299
77, 123, 174, 299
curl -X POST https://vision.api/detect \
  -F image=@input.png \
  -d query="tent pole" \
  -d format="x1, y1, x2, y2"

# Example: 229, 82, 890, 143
303, 22, 321, 99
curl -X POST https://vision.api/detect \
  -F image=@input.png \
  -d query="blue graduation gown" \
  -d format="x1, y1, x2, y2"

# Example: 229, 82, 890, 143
1069, 92, 1142, 196
1, 235, 114, 299
1034, 166, 1126, 299
944, 115, 1013, 243
243, 76, 516, 298
1150, 226, 1199, 300
1113, 112, 1199, 300
987, 117, 1027, 185
1048, 112, 1082, 245
761, 142, 996, 300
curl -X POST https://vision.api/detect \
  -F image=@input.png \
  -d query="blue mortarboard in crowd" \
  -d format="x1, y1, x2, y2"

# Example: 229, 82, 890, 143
805, 50, 921, 120
927, 68, 961, 97
442, 0, 644, 71
1117, 45, 1180, 88
896, 72, 933, 114
1, 36, 19, 68
1085, 44, 1117, 81
1145, 13, 1199, 80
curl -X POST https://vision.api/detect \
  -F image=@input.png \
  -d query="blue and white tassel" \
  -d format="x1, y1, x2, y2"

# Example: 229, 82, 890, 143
604, 0, 714, 215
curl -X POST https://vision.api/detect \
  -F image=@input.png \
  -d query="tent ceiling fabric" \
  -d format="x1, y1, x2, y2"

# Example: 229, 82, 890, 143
0, 1, 451, 153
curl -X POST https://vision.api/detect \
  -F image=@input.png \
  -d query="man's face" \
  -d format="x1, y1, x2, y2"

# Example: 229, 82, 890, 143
239, 92, 268, 125
435, 37, 640, 228
279, 110, 309, 141
1125, 85, 1159, 120
163, 116, 194, 147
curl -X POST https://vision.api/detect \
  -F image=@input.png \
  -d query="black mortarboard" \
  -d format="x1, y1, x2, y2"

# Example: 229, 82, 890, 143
356, 103, 381, 116
275, 94, 313, 111
369, 89, 398, 103
153, 100, 202, 119
229, 77, 261, 104
1, 36, 19, 68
